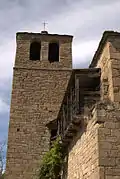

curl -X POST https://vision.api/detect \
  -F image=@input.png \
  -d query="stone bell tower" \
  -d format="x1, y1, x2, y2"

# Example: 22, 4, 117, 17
5, 30, 73, 179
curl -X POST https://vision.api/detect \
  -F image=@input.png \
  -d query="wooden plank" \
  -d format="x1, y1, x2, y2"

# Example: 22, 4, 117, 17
75, 75, 80, 113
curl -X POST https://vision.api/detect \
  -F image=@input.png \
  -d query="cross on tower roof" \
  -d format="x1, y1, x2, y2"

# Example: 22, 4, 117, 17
42, 21, 48, 31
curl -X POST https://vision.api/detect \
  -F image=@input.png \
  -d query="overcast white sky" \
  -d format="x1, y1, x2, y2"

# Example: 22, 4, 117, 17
0, 0, 120, 143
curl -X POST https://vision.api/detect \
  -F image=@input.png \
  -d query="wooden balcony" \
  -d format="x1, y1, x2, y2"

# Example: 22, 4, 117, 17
47, 68, 101, 147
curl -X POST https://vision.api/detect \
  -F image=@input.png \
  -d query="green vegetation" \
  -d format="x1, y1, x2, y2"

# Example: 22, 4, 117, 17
38, 137, 64, 179
0, 173, 5, 179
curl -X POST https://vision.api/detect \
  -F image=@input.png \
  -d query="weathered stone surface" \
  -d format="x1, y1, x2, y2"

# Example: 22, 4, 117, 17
5, 31, 120, 179
5, 32, 72, 179
67, 101, 120, 179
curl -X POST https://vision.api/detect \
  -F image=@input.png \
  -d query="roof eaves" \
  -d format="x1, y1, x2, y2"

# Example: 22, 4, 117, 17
89, 31, 120, 68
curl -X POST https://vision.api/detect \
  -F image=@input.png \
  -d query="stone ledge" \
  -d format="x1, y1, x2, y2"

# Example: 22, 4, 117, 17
13, 67, 72, 71
91, 100, 120, 124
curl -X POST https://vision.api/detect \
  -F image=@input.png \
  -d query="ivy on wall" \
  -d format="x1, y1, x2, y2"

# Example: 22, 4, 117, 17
38, 137, 64, 179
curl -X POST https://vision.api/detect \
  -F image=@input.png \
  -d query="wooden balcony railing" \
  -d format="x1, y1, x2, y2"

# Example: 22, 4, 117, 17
47, 68, 101, 146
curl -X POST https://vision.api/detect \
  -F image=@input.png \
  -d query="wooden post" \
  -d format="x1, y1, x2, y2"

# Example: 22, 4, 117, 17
75, 75, 80, 114
66, 95, 69, 126
70, 87, 73, 121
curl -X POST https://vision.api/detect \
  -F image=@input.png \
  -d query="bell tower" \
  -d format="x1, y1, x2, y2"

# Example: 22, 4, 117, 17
5, 30, 73, 179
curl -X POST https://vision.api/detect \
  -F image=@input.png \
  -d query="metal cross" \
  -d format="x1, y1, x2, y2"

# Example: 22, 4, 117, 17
43, 21, 48, 31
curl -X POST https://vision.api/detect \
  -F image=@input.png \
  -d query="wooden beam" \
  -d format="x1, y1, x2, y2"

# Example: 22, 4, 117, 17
83, 91, 100, 96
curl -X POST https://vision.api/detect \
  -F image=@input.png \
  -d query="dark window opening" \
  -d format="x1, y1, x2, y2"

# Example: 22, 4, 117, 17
48, 42, 59, 63
30, 42, 41, 60
17, 128, 20, 132
50, 129, 57, 146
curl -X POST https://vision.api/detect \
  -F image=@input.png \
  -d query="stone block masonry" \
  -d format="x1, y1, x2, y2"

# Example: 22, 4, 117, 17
5, 30, 120, 179
6, 69, 71, 179
66, 31, 120, 179
97, 101, 120, 179
5, 32, 73, 179
67, 101, 120, 179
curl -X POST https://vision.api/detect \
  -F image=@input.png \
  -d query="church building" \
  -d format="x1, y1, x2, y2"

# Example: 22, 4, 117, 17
5, 30, 120, 179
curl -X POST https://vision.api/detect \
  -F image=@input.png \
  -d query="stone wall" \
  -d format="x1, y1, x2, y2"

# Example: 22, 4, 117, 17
66, 101, 120, 179
67, 115, 99, 179
15, 33, 72, 69
6, 31, 120, 179
66, 35, 120, 179
96, 35, 120, 102
96, 101, 120, 179
66, 34, 120, 179
109, 36, 120, 102
5, 32, 72, 179
96, 42, 113, 101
